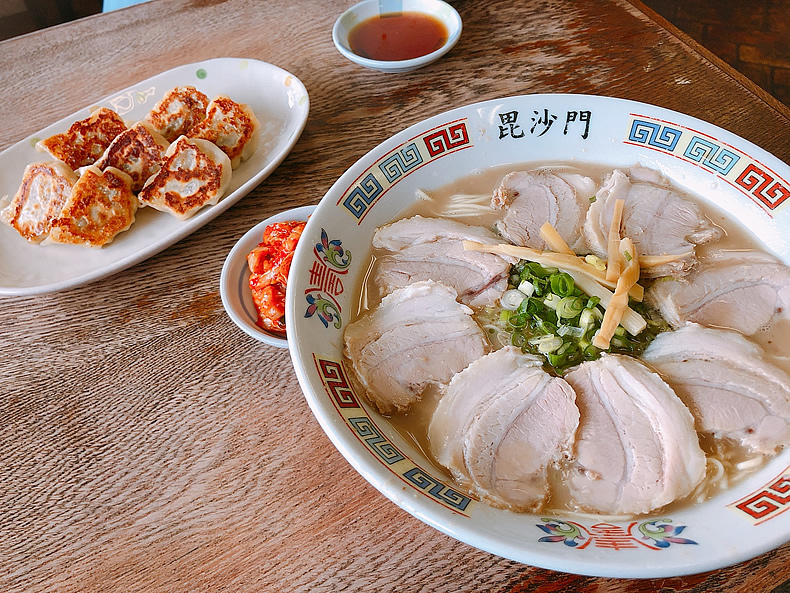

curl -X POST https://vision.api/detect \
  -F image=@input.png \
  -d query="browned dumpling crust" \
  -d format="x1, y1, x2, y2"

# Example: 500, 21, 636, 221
94, 121, 170, 192
138, 136, 232, 220
0, 160, 78, 243
36, 107, 127, 170
144, 86, 210, 142
187, 95, 260, 169
48, 165, 137, 247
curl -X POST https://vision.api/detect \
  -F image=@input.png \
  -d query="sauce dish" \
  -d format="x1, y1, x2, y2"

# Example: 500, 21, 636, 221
332, 0, 462, 73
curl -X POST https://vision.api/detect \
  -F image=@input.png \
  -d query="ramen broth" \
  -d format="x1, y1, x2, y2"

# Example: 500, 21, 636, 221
352, 162, 789, 516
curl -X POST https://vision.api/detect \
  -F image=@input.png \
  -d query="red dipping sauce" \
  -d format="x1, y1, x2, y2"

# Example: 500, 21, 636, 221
348, 12, 448, 62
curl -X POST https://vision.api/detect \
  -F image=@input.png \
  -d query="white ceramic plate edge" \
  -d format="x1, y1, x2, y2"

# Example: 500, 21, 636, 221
0, 57, 310, 296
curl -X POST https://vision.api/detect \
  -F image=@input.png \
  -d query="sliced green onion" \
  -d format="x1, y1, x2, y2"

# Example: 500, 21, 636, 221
527, 262, 553, 278
584, 254, 606, 271
517, 280, 535, 297
558, 324, 584, 338
508, 313, 528, 329
579, 308, 595, 330
497, 258, 669, 373
611, 337, 628, 348
550, 272, 575, 297
528, 335, 563, 353
511, 331, 527, 348
556, 296, 585, 319
501, 289, 527, 311
543, 293, 561, 310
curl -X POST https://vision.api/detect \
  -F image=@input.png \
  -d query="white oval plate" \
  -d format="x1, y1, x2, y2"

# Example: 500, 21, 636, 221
286, 94, 790, 578
0, 58, 310, 296
220, 204, 316, 348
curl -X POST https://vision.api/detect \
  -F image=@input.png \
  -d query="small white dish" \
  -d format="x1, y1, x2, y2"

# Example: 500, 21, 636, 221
220, 205, 315, 348
332, 0, 462, 73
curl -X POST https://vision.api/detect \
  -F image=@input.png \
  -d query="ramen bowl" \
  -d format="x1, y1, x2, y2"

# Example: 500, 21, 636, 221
285, 94, 790, 577
332, 0, 462, 73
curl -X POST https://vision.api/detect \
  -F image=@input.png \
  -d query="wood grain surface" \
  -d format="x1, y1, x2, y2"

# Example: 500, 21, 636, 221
1, 0, 789, 591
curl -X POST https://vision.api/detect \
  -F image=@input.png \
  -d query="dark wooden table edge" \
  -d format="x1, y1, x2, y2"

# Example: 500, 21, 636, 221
627, 0, 790, 125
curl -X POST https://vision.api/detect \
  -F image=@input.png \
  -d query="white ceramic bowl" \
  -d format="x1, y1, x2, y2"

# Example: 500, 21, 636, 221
332, 0, 462, 73
220, 205, 315, 347
286, 94, 790, 577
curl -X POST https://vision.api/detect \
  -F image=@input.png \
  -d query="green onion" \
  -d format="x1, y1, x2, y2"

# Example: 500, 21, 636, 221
556, 296, 585, 319
584, 254, 606, 271
501, 289, 526, 310
517, 280, 535, 296
495, 259, 669, 374
528, 335, 563, 353
543, 293, 561, 310
550, 272, 575, 297
511, 331, 527, 348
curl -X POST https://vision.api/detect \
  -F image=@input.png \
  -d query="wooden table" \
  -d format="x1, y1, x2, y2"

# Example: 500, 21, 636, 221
1, 0, 789, 591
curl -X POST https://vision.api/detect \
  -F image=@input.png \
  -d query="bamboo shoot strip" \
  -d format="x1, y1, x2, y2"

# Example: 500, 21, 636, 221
606, 199, 625, 282
539, 222, 575, 255
463, 240, 645, 302
593, 237, 643, 348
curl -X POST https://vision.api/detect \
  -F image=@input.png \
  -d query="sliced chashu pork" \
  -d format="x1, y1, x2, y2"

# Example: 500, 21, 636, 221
643, 324, 790, 455
428, 346, 579, 511
647, 250, 790, 335
344, 280, 488, 414
584, 169, 721, 277
564, 354, 705, 515
372, 215, 513, 307
492, 170, 591, 252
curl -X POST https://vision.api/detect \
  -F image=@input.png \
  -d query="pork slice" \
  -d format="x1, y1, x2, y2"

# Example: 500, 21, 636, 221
372, 215, 512, 307
374, 242, 509, 308
564, 354, 705, 515
492, 171, 591, 252
373, 214, 503, 251
647, 250, 790, 335
429, 346, 579, 511
584, 169, 721, 277
643, 324, 790, 455
344, 280, 488, 414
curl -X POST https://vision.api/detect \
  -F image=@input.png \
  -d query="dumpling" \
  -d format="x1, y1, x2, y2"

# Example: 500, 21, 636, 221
47, 165, 137, 247
144, 86, 210, 142
94, 121, 170, 192
187, 95, 260, 169
36, 107, 127, 170
0, 161, 78, 243
138, 135, 232, 220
